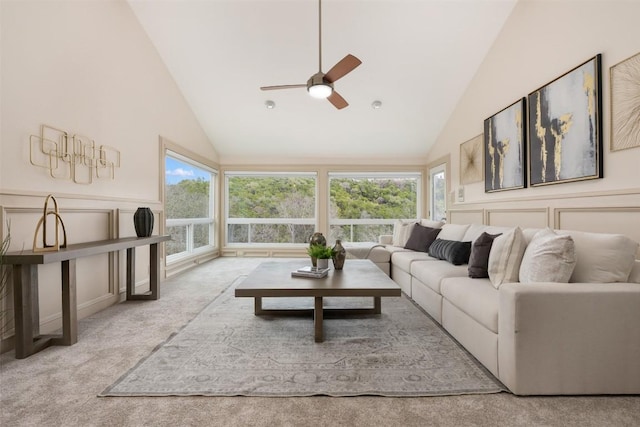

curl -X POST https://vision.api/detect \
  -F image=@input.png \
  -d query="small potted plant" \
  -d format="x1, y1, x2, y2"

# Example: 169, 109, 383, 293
307, 244, 334, 269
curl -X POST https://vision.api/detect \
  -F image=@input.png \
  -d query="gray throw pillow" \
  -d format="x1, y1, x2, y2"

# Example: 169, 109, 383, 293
468, 232, 502, 278
404, 224, 441, 252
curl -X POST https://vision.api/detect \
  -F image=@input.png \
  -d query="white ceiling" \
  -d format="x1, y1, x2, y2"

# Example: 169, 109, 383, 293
128, 0, 517, 165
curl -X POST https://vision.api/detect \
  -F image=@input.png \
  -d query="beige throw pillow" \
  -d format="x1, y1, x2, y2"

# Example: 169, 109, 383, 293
437, 223, 471, 241
488, 227, 526, 288
519, 228, 576, 283
564, 230, 639, 283
392, 220, 416, 247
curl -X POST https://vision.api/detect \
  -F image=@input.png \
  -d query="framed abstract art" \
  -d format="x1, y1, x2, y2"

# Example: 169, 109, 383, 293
460, 134, 483, 185
610, 51, 640, 152
484, 98, 526, 192
528, 55, 603, 186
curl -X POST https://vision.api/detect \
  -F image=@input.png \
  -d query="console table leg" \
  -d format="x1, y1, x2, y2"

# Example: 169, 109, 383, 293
13, 264, 38, 359
314, 297, 324, 342
60, 259, 77, 346
126, 247, 135, 300
149, 243, 159, 299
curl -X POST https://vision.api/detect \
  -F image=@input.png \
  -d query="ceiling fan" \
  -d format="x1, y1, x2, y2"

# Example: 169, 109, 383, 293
260, 0, 362, 110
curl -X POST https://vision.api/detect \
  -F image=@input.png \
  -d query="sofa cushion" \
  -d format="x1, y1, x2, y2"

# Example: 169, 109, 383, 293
441, 277, 499, 333
519, 228, 576, 283
392, 220, 416, 247
404, 224, 441, 252
488, 226, 527, 288
462, 224, 511, 245
411, 261, 468, 294
429, 239, 472, 265
343, 243, 391, 263
561, 230, 639, 283
378, 234, 393, 245
522, 228, 542, 244
420, 219, 445, 229
468, 232, 502, 278
629, 261, 640, 284
391, 251, 436, 273
437, 223, 471, 241
385, 245, 412, 255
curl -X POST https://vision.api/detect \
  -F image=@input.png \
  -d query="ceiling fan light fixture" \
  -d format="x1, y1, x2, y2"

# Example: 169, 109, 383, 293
308, 83, 333, 99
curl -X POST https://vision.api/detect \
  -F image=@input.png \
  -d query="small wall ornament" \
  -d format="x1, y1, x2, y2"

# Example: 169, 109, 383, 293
32, 195, 67, 252
29, 124, 120, 184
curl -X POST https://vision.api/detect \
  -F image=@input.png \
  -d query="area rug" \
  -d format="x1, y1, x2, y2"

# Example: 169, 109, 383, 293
101, 277, 506, 397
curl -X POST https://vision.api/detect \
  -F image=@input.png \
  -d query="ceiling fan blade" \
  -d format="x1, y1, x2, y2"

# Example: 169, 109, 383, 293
324, 54, 362, 83
327, 91, 348, 110
260, 84, 307, 91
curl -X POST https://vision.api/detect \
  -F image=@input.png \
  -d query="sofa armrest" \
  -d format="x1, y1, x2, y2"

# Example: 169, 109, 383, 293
379, 234, 393, 245
498, 281, 640, 395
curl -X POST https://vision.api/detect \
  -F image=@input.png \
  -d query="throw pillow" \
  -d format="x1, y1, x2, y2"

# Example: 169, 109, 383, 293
519, 228, 576, 283
428, 239, 472, 265
468, 232, 502, 278
487, 227, 527, 288
392, 220, 416, 247
565, 230, 639, 283
404, 224, 441, 252
437, 223, 471, 241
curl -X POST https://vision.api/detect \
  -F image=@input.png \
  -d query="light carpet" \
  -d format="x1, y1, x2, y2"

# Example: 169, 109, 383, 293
101, 276, 506, 397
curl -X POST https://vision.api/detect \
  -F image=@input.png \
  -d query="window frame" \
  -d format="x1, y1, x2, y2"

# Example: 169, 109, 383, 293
224, 171, 319, 247
427, 155, 450, 222
328, 171, 422, 242
164, 149, 218, 264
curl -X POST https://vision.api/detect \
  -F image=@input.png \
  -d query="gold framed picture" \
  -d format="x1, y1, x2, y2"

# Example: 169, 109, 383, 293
459, 134, 483, 185
611, 51, 640, 152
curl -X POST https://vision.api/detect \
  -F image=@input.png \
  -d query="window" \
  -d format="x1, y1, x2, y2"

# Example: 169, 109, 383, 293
429, 164, 446, 221
225, 172, 317, 245
165, 151, 216, 262
329, 172, 421, 242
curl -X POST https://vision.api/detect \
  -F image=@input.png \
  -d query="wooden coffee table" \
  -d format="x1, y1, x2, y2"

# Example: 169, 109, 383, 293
234, 259, 401, 342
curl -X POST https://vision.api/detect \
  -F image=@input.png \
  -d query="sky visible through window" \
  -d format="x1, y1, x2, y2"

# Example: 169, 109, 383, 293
165, 157, 210, 184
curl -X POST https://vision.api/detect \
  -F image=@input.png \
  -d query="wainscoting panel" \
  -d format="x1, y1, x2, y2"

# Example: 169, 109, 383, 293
555, 207, 640, 257
486, 208, 549, 228
449, 209, 484, 225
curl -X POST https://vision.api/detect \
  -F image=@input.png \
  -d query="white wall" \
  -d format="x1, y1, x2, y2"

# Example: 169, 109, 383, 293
1, 0, 217, 201
0, 0, 218, 349
428, 0, 640, 207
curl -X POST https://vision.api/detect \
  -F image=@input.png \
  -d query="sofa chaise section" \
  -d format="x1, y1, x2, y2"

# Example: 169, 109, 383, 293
498, 277, 640, 395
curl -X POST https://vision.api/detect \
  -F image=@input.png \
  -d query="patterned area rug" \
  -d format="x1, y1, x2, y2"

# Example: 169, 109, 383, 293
101, 277, 506, 397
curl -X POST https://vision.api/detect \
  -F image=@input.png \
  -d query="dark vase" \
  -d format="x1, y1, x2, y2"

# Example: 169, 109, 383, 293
309, 232, 326, 247
332, 239, 347, 270
134, 207, 154, 237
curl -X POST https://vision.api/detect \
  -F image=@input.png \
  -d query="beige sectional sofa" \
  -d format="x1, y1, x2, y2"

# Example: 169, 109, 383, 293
346, 222, 640, 395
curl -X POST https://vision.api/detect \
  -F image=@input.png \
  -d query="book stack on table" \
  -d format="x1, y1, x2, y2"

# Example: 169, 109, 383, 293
291, 266, 330, 278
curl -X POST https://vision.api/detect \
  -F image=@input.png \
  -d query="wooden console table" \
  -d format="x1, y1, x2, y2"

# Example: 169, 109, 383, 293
1, 235, 171, 359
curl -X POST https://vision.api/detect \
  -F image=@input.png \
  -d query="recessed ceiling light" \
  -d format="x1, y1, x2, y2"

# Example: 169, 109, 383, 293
265, 100, 276, 109
371, 100, 382, 109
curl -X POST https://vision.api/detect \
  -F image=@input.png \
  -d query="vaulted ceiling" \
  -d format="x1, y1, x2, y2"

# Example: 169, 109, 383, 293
128, 0, 517, 164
